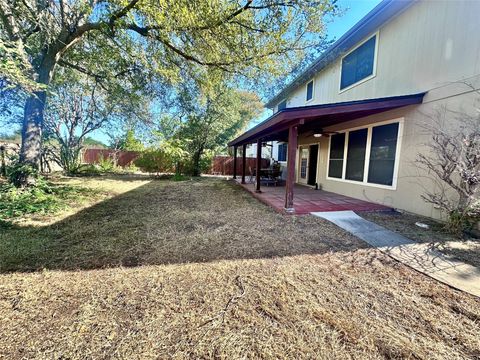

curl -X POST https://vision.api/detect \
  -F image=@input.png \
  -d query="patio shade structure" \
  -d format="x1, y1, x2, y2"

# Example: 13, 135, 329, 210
229, 93, 425, 213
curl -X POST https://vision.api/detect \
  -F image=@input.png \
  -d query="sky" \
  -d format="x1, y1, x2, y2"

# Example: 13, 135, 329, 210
328, 0, 382, 42
1, 0, 382, 144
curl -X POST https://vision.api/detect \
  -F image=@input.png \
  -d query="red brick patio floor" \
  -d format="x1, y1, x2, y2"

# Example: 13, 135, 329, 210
235, 179, 391, 215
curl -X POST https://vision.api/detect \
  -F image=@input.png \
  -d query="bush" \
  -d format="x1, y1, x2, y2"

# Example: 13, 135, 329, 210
97, 154, 119, 173
134, 149, 174, 174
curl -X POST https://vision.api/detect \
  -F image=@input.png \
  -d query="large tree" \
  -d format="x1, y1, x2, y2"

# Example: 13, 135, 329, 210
157, 82, 263, 176
0, 0, 337, 184
43, 75, 145, 174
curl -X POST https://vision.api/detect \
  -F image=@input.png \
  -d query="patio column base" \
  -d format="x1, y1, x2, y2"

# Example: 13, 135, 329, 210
284, 207, 295, 214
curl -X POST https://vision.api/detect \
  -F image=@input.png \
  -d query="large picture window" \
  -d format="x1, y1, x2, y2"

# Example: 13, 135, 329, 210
340, 35, 376, 90
327, 120, 401, 188
328, 133, 345, 179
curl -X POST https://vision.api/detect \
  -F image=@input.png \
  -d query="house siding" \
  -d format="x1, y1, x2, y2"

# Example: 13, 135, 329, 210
281, 0, 480, 109
269, 0, 480, 220
294, 83, 479, 220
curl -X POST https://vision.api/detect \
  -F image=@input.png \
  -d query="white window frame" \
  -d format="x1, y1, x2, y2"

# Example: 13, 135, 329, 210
305, 79, 315, 103
326, 118, 404, 190
338, 31, 379, 94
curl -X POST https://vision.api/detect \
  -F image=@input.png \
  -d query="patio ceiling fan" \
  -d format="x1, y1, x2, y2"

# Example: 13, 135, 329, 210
308, 129, 339, 138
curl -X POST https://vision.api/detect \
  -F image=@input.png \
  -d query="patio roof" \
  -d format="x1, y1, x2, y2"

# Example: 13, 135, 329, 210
228, 93, 426, 147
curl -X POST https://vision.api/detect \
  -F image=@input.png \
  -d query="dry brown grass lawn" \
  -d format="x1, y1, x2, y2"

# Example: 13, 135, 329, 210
1, 176, 479, 359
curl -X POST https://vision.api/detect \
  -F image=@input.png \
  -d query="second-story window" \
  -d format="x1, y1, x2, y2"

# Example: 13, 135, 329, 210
277, 99, 287, 111
340, 35, 376, 90
306, 80, 314, 102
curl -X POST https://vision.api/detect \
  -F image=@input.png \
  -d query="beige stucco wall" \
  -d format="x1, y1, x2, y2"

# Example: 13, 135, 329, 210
293, 79, 480, 220
278, 0, 480, 111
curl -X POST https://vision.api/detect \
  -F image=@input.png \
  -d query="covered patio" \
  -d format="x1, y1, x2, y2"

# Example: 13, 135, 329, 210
236, 179, 390, 214
228, 93, 425, 213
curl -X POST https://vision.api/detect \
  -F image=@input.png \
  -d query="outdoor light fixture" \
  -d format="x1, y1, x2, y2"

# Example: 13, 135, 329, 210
313, 133, 323, 138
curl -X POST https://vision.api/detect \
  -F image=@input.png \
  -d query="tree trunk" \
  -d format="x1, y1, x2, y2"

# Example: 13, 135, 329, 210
192, 150, 203, 177
16, 56, 56, 186
20, 92, 46, 167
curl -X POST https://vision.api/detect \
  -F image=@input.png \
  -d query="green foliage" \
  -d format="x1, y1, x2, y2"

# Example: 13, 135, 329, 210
4, 0, 337, 183
134, 148, 174, 174
96, 154, 120, 173
2, 0, 337, 93
172, 173, 187, 181
156, 83, 263, 176
7, 162, 39, 187
117, 130, 144, 152
0, 177, 94, 224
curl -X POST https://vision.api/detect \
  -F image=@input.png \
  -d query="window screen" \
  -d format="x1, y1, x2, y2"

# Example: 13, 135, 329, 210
328, 133, 345, 178
345, 128, 368, 181
306, 80, 314, 101
277, 143, 287, 162
368, 122, 399, 185
340, 35, 376, 90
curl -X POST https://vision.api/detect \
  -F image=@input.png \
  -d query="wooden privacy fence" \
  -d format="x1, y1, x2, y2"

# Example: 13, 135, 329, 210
209, 155, 270, 176
83, 149, 139, 167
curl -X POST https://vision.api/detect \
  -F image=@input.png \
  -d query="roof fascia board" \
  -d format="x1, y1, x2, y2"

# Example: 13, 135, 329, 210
229, 93, 425, 146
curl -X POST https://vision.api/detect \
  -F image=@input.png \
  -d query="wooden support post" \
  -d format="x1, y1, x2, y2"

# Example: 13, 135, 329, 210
241, 144, 247, 184
233, 146, 238, 179
256, 139, 262, 192
285, 125, 298, 212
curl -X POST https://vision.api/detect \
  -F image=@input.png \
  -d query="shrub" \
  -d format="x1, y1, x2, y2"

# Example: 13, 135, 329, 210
97, 153, 119, 173
134, 149, 174, 174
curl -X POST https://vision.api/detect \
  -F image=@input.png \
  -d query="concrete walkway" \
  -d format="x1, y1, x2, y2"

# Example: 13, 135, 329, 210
311, 210, 480, 298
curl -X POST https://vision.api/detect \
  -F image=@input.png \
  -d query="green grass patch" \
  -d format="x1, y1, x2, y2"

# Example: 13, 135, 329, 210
0, 179, 100, 224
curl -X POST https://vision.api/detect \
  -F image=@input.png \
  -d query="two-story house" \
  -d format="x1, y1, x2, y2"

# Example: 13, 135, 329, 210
229, 0, 480, 218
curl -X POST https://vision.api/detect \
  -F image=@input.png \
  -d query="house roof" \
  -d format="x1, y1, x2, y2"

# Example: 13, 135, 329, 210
228, 93, 425, 146
265, 0, 415, 108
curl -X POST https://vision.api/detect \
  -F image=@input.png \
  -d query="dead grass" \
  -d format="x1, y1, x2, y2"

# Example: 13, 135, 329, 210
0, 176, 479, 359
362, 211, 480, 269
